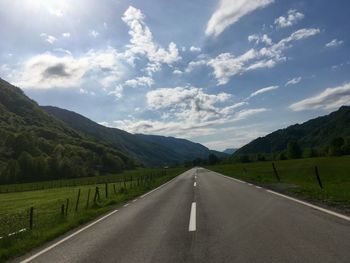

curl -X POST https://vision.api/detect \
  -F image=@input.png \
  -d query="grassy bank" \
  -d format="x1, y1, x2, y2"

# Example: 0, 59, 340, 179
0, 167, 186, 262
207, 156, 350, 213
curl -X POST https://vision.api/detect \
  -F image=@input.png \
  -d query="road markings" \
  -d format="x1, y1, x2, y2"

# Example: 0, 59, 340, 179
132, 199, 137, 202
188, 202, 196, 232
194, 182, 196, 187
195, 175, 197, 179
20, 209, 119, 263
255, 186, 262, 189
212, 169, 350, 222
20, 172, 187, 263
248, 183, 253, 186
266, 190, 350, 222
141, 175, 179, 198
218, 173, 246, 184
123, 203, 129, 207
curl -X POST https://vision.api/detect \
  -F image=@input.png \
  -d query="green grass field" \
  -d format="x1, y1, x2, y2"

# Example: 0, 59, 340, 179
0, 167, 186, 262
207, 156, 350, 213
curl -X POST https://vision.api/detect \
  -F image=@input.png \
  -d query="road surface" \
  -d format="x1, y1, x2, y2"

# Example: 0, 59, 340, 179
16, 168, 350, 263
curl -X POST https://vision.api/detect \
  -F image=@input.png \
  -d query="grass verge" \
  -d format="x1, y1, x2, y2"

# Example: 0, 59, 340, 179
206, 156, 350, 214
0, 167, 186, 262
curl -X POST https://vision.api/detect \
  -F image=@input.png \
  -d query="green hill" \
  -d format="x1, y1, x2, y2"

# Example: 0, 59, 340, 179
0, 78, 136, 184
235, 106, 350, 156
42, 106, 221, 166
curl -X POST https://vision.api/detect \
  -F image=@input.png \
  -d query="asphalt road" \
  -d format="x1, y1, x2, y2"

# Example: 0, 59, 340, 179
16, 168, 350, 263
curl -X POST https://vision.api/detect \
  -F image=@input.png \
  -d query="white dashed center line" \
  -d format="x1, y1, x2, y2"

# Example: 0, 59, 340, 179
188, 202, 196, 232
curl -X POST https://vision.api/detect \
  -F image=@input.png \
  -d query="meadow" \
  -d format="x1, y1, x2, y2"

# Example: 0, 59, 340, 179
0, 167, 186, 261
207, 156, 350, 212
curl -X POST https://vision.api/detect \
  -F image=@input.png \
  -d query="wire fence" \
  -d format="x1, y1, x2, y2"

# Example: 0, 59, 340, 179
0, 170, 170, 241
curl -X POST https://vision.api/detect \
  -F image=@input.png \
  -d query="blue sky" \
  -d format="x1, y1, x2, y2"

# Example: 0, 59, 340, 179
1, 0, 349, 151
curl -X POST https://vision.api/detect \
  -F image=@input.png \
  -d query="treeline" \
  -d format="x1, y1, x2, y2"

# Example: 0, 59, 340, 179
0, 131, 136, 184
185, 153, 220, 167
227, 137, 350, 164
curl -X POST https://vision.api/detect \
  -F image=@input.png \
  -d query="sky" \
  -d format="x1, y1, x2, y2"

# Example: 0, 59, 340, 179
1, 0, 350, 151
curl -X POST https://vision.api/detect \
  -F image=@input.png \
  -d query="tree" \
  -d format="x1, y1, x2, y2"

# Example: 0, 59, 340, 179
18, 151, 34, 181
208, 153, 219, 165
328, 137, 344, 156
0, 159, 21, 183
287, 141, 302, 159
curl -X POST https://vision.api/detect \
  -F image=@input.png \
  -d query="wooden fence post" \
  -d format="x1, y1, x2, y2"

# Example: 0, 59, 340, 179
314, 166, 323, 189
105, 183, 108, 198
113, 184, 117, 195
75, 189, 81, 212
272, 163, 281, 182
93, 186, 100, 203
29, 207, 34, 230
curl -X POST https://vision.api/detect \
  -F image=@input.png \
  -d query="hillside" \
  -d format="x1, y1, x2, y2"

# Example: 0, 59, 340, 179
235, 106, 350, 155
0, 78, 136, 183
42, 106, 222, 166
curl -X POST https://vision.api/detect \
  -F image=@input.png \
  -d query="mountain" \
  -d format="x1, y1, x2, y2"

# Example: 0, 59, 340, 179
42, 106, 222, 166
223, 148, 237, 155
235, 106, 350, 155
0, 78, 136, 183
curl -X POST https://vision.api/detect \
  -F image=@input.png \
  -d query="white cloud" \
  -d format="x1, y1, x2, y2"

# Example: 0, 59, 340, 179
285, 76, 302, 86
173, 69, 183, 75
48, 8, 64, 17
62, 32, 71, 38
206, 28, 319, 85
234, 108, 268, 120
205, 0, 274, 37
274, 9, 304, 28
108, 85, 124, 99
325, 39, 344, 48
110, 103, 266, 139
108, 86, 264, 138
248, 34, 272, 45
89, 30, 99, 38
79, 88, 95, 96
249, 85, 279, 98
121, 6, 180, 74
202, 126, 267, 150
190, 46, 201, 52
289, 82, 350, 111
40, 33, 57, 44
185, 59, 208, 73
53, 48, 72, 56
13, 49, 125, 89
124, 76, 154, 88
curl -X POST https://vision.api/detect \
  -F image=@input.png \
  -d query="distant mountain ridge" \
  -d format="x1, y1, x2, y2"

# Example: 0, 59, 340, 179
223, 148, 237, 155
42, 106, 224, 166
235, 106, 350, 155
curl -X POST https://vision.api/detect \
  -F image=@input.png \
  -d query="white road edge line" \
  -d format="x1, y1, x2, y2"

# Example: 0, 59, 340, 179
123, 203, 129, 207
21, 171, 184, 263
255, 186, 262, 189
212, 169, 350, 222
20, 209, 119, 263
194, 182, 196, 187
141, 175, 178, 198
266, 190, 350, 222
188, 202, 196, 232
132, 199, 137, 202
